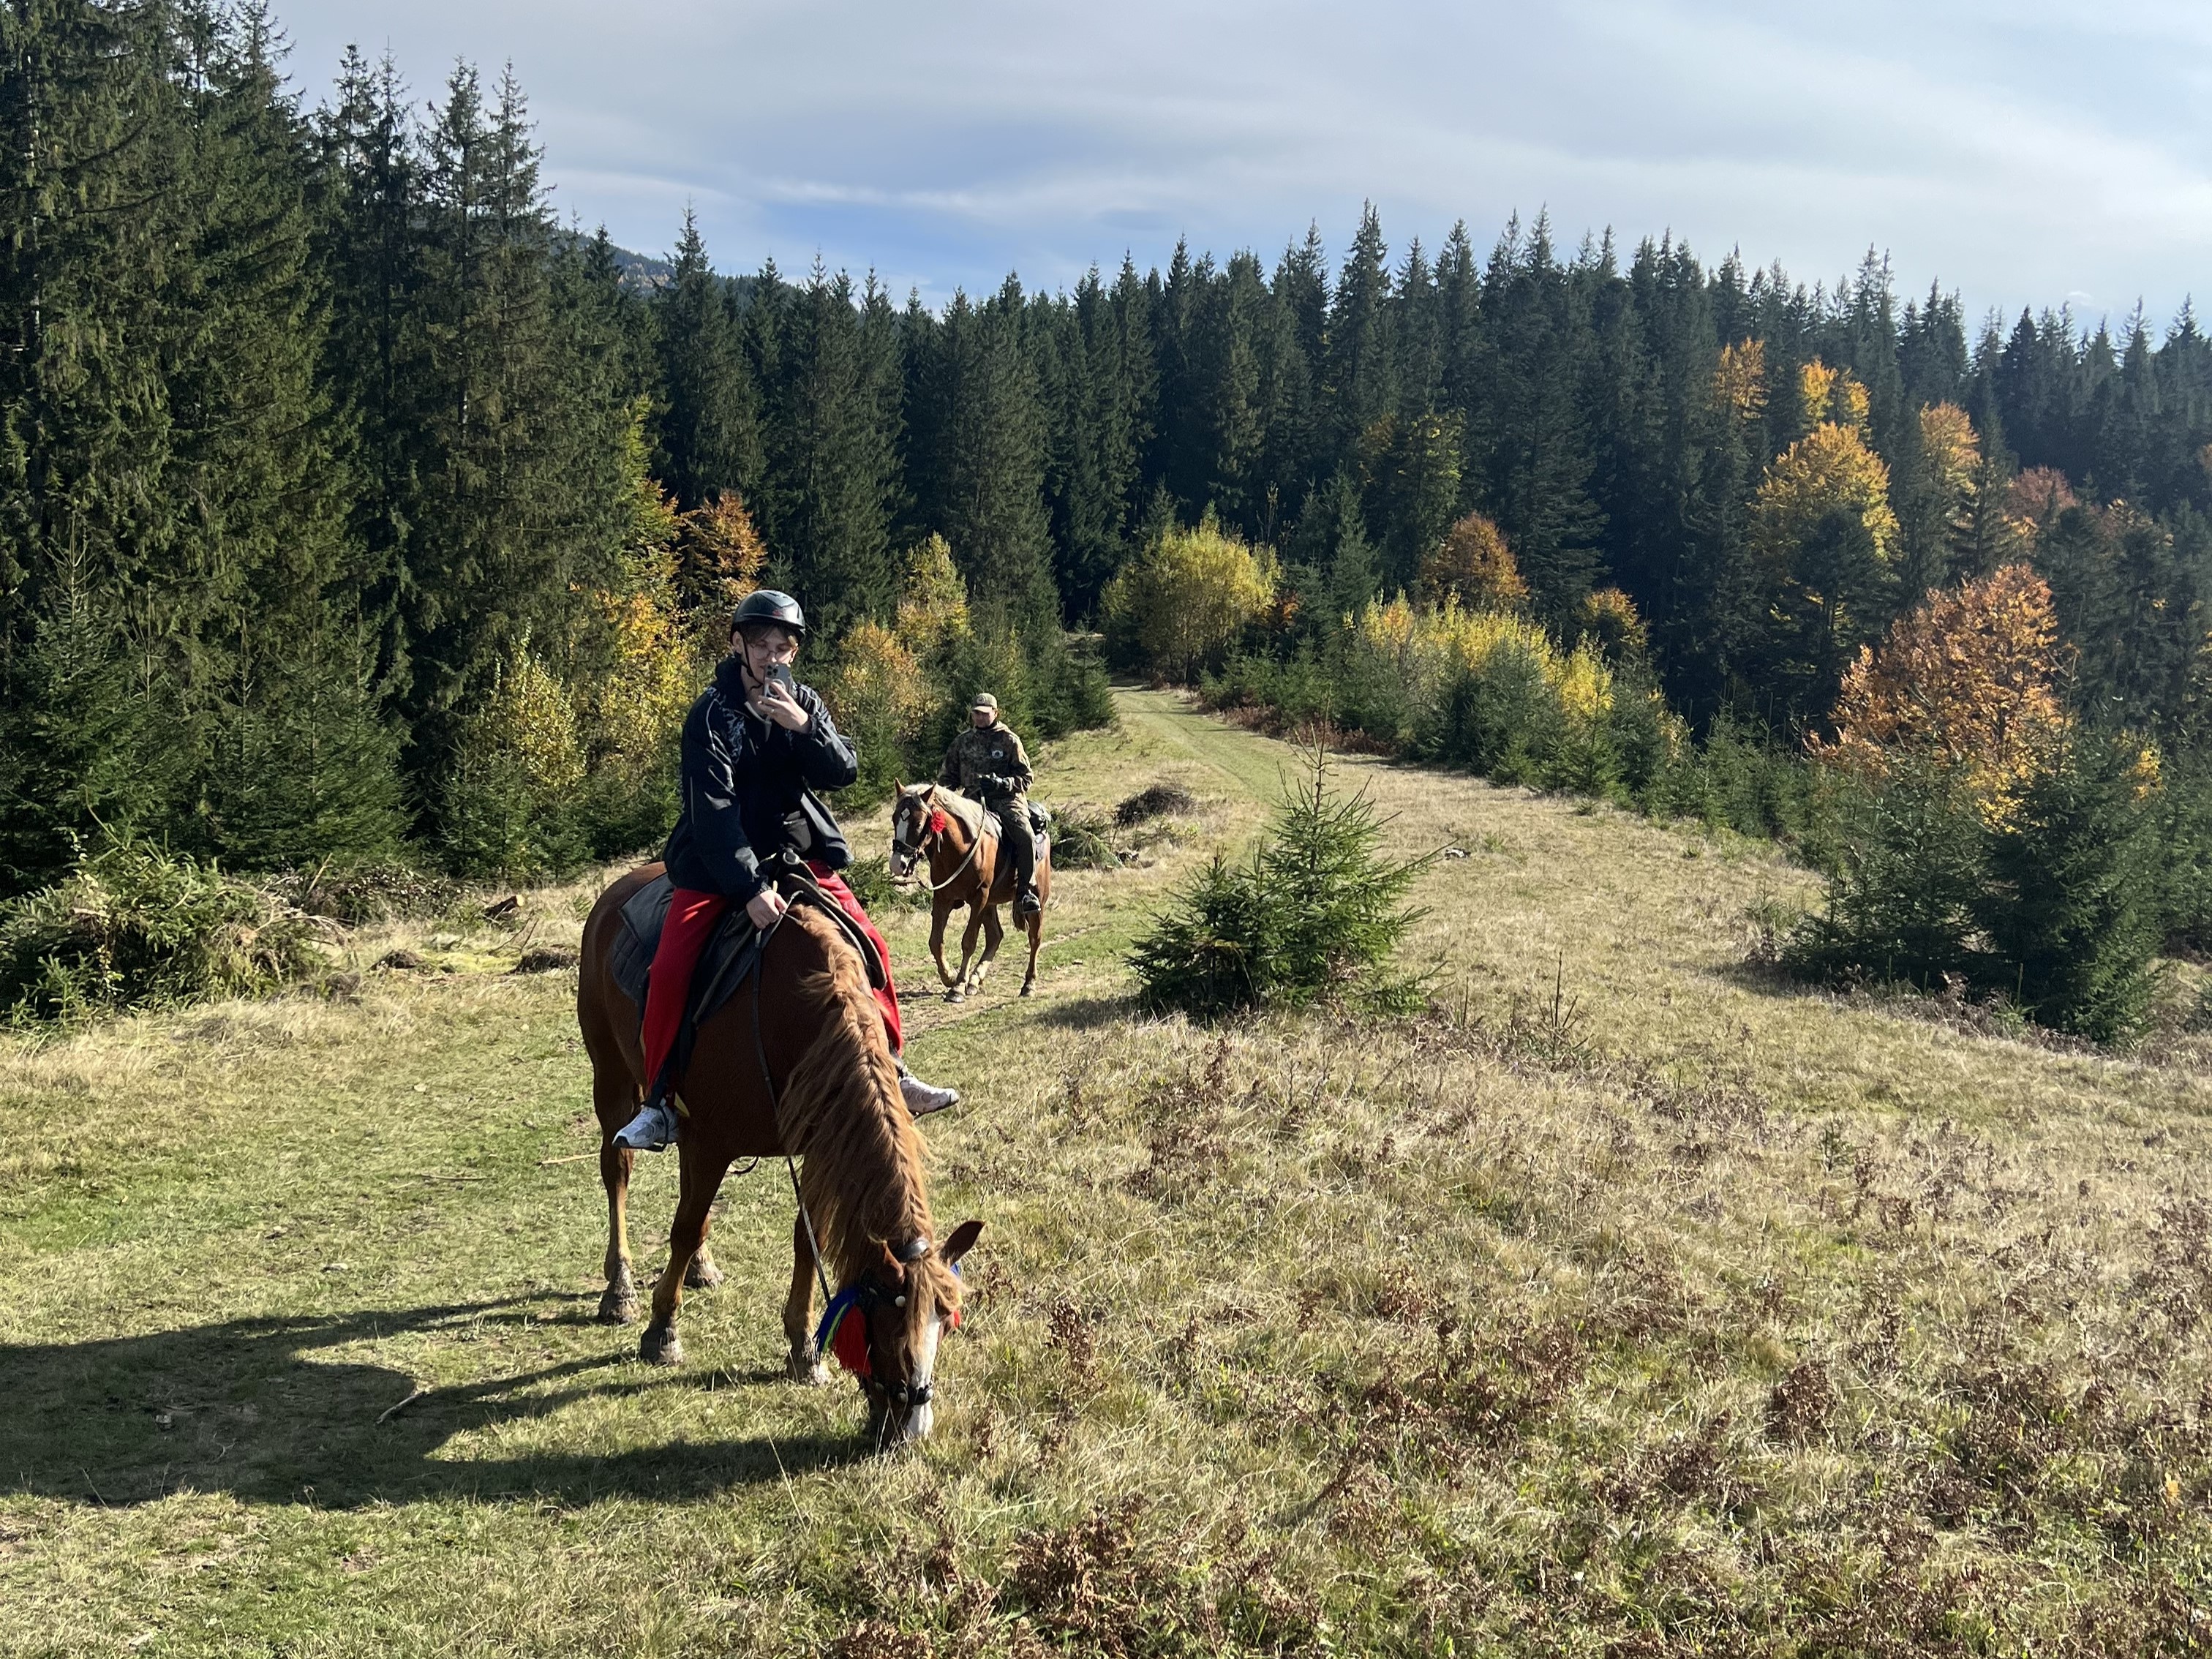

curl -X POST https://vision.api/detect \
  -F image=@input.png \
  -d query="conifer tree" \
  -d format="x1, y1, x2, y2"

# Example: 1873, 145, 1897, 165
756, 264, 901, 636
1327, 203, 1397, 454
1042, 265, 1144, 620
907, 281, 1056, 628
655, 209, 759, 510
0, 0, 188, 885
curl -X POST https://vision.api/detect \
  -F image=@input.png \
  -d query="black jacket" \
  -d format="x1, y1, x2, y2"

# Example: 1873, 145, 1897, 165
661, 656, 857, 902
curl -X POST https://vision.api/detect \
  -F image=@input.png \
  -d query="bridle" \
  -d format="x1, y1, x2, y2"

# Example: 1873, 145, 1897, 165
745, 865, 956, 1417
891, 793, 982, 893
810, 1242, 961, 1416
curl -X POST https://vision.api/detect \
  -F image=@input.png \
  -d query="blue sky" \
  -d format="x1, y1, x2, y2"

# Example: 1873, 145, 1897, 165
278, 1, 2212, 329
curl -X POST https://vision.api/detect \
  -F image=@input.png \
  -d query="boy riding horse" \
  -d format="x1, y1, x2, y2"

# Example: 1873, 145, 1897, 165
615, 590, 958, 1153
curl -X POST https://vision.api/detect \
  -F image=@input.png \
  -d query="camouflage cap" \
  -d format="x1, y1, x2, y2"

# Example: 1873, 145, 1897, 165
971, 693, 998, 713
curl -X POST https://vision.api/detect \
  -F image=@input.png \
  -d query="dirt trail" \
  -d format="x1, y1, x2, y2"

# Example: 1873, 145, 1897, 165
1108, 686, 1305, 802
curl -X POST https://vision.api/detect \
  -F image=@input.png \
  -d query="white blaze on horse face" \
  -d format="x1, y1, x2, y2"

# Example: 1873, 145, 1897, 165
903, 1317, 943, 1440
888, 805, 914, 877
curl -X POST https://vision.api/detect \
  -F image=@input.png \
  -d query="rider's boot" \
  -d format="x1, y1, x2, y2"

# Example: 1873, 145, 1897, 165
1011, 834, 1042, 919
614, 1086, 679, 1152
896, 1056, 960, 1118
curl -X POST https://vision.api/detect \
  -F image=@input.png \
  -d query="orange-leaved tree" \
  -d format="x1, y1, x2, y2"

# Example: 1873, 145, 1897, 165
1999, 467, 2076, 549
1418, 511, 1529, 610
673, 490, 767, 620
1815, 563, 2071, 816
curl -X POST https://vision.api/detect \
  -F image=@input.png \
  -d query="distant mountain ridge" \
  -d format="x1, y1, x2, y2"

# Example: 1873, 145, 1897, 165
583, 238, 757, 307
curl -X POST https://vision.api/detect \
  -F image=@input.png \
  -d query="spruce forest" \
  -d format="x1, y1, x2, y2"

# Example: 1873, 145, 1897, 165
8, 5, 2212, 1035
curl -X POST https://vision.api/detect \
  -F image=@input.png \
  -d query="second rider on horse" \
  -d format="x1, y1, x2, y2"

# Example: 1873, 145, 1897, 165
616, 590, 959, 1153
938, 692, 1042, 919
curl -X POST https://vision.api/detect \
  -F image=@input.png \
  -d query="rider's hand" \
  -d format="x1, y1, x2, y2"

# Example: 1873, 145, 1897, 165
753, 677, 810, 732
745, 889, 789, 930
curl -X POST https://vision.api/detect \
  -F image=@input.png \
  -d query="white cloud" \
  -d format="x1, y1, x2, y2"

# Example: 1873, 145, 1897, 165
274, 0, 2212, 319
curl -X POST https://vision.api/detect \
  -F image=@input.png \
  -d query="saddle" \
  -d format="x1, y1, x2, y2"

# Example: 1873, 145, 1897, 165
982, 800, 1053, 849
610, 858, 889, 1088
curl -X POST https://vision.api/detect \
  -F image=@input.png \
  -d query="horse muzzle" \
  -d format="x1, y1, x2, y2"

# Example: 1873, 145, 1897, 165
866, 1377, 935, 1445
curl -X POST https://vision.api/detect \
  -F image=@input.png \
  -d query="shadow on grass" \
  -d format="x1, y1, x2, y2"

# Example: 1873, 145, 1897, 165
1, 1296, 873, 1510
1030, 993, 1135, 1031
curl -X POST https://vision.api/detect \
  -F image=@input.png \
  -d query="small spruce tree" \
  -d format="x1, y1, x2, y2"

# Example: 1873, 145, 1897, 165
1976, 738, 2158, 1042
1130, 742, 1429, 1017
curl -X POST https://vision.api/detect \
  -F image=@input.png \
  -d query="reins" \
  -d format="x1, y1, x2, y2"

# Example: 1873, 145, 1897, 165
737, 855, 936, 1403
749, 886, 835, 1315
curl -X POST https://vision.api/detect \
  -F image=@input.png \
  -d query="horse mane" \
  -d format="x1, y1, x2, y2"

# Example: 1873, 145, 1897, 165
772, 906, 952, 1313
926, 785, 987, 840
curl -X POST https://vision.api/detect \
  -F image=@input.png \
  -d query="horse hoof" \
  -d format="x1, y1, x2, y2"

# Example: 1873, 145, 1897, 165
1020, 983, 1035, 998
684, 1259, 723, 1290
597, 1288, 639, 1325
788, 1352, 830, 1386
944, 990, 964, 1004
639, 1323, 684, 1367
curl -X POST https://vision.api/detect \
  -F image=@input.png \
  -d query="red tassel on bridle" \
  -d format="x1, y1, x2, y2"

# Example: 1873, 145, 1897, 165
926, 809, 949, 838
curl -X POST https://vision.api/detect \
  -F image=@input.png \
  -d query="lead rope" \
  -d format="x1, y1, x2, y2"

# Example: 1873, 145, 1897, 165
751, 897, 835, 1320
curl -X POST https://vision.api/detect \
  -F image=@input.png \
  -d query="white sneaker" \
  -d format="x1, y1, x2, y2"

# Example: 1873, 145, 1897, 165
900, 1074, 960, 1118
614, 1101, 678, 1151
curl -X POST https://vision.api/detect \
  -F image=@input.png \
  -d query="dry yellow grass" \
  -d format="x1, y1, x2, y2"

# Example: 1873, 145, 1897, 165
1, 691, 2208, 1655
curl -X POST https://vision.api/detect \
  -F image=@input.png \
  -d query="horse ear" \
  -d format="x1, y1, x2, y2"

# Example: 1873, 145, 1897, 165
941, 1219, 984, 1267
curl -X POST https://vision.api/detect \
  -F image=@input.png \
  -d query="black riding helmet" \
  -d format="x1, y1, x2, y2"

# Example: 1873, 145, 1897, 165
732, 589, 807, 639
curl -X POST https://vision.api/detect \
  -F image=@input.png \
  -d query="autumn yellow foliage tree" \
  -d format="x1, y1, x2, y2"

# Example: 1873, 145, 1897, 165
1815, 563, 2072, 816
1895, 402, 1987, 598
1418, 511, 1529, 610
1753, 422, 1900, 568
1796, 358, 1870, 433
1712, 339, 1766, 421
1576, 587, 1648, 661
819, 621, 936, 797
440, 644, 591, 876
581, 406, 723, 791
1103, 516, 1279, 681
893, 533, 971, 657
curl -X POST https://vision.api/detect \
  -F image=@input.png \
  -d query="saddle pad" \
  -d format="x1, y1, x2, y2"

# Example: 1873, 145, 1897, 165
980, 802, 1052, 850
610, 874, 767, 1033
610, 865, 889, 1024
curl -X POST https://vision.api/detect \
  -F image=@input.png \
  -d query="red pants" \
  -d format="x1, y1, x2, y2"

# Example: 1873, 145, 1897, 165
641, 865, 902, 1096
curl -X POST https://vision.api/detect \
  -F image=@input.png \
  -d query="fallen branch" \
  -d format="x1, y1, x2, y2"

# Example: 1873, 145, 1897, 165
376, 1386, 428, 1424
538, 1151, 599, 1166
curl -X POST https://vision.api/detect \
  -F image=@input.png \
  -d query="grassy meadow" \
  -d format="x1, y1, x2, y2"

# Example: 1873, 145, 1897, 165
4, 690, 2211, 1655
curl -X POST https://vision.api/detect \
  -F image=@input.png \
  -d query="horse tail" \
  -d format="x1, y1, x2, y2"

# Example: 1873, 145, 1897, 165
772, 906, 933, 1287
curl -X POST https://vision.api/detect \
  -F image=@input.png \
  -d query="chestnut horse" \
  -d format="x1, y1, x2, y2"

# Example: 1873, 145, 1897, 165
887, 783, 1049, 1001
576, 860, 982, 1442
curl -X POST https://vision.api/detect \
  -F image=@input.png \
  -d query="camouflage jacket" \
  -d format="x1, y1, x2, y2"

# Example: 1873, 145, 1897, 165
938, 721, 1034, 800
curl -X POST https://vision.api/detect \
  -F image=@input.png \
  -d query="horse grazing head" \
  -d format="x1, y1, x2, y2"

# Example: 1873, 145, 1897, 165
818, 1219, 985, 1444
887, 783, 944, 881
